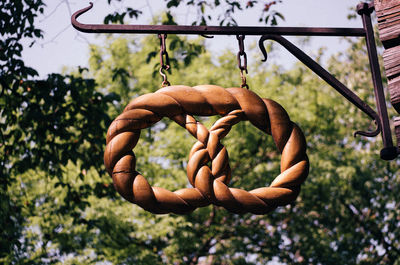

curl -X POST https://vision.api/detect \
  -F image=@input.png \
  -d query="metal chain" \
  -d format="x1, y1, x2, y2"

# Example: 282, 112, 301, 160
240, 69, 248, 89
236, 35, 248, 89
158, 34, 171, 87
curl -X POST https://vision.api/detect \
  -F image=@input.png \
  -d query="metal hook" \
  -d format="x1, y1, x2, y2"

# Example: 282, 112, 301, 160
260, 43, 268, 62
71, 2, 94, 32
354, 120, 380, 138
157, 34, 171, 86
159, 67, 170, 87
240, 70, 249, 89
201, 34, 214, 38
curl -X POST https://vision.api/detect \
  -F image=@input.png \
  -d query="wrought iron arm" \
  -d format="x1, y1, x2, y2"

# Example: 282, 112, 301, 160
259, 34, 380, 138
71, 3, 366, 37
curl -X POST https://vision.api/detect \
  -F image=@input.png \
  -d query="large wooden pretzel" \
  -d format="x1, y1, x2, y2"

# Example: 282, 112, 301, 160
104, 85, 309, 214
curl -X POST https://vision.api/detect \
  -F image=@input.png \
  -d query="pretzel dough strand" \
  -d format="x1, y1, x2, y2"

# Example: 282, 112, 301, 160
104, 85, 308, 214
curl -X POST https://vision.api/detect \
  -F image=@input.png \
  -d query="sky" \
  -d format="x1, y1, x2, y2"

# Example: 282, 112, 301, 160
21, 0, 366, 78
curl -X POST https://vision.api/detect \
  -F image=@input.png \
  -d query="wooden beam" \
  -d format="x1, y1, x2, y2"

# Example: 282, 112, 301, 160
375, 0, 400, 113
394, 117, 400, 147
375, 0, 400, 149
375, 0, 400, 48
382, 46, 400, 112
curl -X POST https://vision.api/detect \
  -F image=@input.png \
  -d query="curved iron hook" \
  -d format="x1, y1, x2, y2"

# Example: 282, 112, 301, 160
354, 120, 380, 138
159, 67, 170, 87
71, 2, 94, 32
261, 48, 268, 62
259, 34, 381, 138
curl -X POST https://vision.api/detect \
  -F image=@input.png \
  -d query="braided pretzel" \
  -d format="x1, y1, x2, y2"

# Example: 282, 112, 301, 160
104, 85, 309, 214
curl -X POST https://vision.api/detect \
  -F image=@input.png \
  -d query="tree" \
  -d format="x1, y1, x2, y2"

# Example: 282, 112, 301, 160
1, 0, 118, 262
1, 0, 45, 259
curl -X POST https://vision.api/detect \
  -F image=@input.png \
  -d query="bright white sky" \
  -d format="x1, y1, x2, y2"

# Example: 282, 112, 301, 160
22, 0, 365, 78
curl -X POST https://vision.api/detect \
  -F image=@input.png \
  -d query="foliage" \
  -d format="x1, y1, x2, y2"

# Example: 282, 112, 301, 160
1, 0, 45, 260
0, 0, 117, 262
0, 69, 120, 264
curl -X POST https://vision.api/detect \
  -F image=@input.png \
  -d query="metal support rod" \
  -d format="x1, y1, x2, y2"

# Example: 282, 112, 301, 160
259, 35, 380, 138
71, 3, 366, 37
357, 3, 398, 160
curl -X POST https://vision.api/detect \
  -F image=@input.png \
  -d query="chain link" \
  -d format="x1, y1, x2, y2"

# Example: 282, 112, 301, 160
236, 35, 248, 89
158, 34, 170, 70
158, 34, 171, 86
240, 70, 249, 89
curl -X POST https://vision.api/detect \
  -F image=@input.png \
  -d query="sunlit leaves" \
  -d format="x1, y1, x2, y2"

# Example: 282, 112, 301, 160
104, 8, 142, 25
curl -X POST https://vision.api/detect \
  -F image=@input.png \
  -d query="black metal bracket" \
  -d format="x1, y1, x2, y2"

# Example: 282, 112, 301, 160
258, 34, 381, 138
71, 2, 398, 160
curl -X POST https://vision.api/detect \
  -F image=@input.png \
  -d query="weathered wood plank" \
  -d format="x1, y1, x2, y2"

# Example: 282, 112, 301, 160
394, 117, 400, 146
375, 0, 400, 115
375, 0, 400, 10
388, 75, 400, 112
375, 3, 400, 17
375, 0, 400, 48
382, 46, 400, 78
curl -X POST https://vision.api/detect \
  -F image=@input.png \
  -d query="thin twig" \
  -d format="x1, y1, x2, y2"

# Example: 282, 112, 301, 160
145, 0, 154, 20
39, 0, 64, 22
40, 24, 70, 46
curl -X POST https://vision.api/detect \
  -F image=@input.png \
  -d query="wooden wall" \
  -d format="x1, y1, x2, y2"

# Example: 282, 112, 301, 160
374, 0, 400, 113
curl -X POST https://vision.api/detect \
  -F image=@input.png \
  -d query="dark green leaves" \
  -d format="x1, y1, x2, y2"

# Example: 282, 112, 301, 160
2, 74, 118, 177
104, 0, 285, 26
104, 8, 142, 24
166, 0, 182, 8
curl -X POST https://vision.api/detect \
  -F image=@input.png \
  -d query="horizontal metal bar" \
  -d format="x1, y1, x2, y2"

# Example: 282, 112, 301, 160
72, 3, 366, 37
